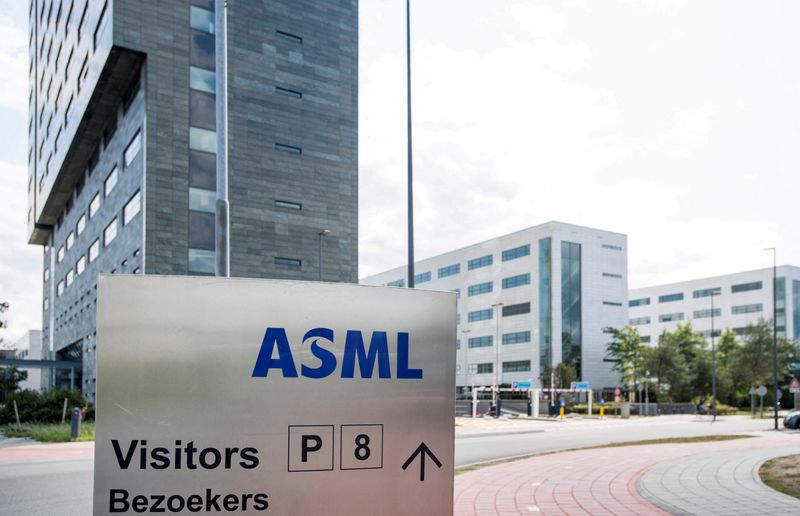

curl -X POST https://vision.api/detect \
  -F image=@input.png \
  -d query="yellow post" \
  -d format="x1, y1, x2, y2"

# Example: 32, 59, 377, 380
559, 407, 564, 420
600, 406, 604, 418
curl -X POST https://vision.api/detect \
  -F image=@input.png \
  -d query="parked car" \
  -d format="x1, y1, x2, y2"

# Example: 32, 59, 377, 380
783, 411, 800, 429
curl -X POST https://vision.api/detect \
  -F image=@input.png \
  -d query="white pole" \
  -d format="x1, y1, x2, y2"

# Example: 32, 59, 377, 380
588, 389, 592, 416
533, 388, 540, 417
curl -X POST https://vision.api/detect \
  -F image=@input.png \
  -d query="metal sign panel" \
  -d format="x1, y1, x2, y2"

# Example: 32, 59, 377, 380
93, 276, 455, 515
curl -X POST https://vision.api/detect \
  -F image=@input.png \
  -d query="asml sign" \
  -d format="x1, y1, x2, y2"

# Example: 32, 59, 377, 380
93, 276, 455, 515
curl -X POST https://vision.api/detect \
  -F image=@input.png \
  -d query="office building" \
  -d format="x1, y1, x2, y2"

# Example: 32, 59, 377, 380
26, 0, 358, 398
13, 330, 45, 392
628, 266, 800, 344
361, 221, 628, 390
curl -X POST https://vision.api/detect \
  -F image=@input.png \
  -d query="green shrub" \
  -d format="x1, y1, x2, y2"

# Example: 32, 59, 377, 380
0, 389, 91, 424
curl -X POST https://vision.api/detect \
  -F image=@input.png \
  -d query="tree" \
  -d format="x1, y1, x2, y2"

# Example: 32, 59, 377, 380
640, 336, 686, 402
0, 368, 27, 404
730, 320, 800, 404
657, 323, 708, 401
541, 362, 577, 389
605, 326, 643, 400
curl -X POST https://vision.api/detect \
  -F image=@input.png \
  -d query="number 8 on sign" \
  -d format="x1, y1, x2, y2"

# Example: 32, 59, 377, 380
341, 425, 382, 470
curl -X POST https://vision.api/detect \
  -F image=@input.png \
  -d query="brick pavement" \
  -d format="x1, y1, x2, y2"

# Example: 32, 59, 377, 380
454, 432, 799, 515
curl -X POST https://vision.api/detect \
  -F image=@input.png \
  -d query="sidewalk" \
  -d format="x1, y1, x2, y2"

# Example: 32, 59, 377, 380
0, 441, 94, 464
454, 431, 800, 515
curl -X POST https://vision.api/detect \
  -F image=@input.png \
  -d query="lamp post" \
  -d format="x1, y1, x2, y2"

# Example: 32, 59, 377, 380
491, 302, 504, 404
405, 0, 415, 289
764, 247, 779, 430
318, 230, 331, 281
710, 290, 717, 422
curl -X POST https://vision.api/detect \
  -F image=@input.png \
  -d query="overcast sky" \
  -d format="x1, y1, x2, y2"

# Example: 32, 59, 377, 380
2, 1, 799, 343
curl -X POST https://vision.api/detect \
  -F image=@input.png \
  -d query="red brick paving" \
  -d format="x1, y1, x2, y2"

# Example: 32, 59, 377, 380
0, 441, 94, 463
454, 433, 792, 515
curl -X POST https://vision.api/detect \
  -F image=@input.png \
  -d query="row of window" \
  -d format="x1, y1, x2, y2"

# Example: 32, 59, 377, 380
632, 281, 766, 307
458, 360, 532, 375
630, 302, 765, 326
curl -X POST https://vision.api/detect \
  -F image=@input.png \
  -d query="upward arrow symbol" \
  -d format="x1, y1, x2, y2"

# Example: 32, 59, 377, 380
401, 442, 442, 481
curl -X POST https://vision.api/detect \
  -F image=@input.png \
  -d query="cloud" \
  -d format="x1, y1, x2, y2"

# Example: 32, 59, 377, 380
0, 15, 29, 113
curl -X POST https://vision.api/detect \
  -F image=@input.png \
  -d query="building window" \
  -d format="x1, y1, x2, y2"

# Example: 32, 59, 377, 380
731, 281, 762, 293
188, 212, 215, 250
43, 298, 49, 311
539, 237, 552, 377
66, 269, 74, 287
731, 303, 763, 315
693, 308, 721, 319
77, 54, 88, 93
414, 271, 431, 284
189, 188, 215, 213
124, 130, 143, 167
76, 213, 86, 235
502, 273, 530, 289
602, 244, 623, 251
502, 331, 531, 345
503, 302, 530, 317
629, 297, 650, 307
66, 231, 74, 250
603, 301, 623, 307
189, 150, 216, 190
468, 309, 493, 322
475, 363, 493, 374
190, 6, 215, 33
629, 317, 650, 326
502, 244, 530, 262
603, 272, 623, 279
468, 336, 493, 349
437, 263, 460, 278
641, 335, 651, 343
77, 256, 86, 275
93, 1, 108, 49
190, 29, 216, 70
57, 280, 64, 296
275, 143, 302, 155
190, 90, 216, 130
104, 166, 118, 196
659, 293, 684, 303
89, 192, 100, 218
190, 66, 216, 94
44, 268, 50, 282
693, 287, 721, 298
275, 86, 302, 98
659, 312, 684, 323
190, 127, 217, 153
188, 248, 215, 275
468, 281, 493, 296
468, 254, 493, 270
275, 257, 302, 267
276, 30, 302, 44
123, 191, 142, 224
89, 239, 100, 262
561, 241, 582, 377
387, 279, 405, 288
503, 360, 531, 373
104, 218, 118, 246
57, 245, 65, 263
275, 200, 301, 210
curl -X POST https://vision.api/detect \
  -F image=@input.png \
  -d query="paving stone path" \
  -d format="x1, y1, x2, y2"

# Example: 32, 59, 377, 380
454, 432, 800, 515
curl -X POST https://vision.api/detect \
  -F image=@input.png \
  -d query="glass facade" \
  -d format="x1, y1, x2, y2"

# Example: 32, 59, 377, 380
793, 280, 800, 343
538, 238, 552, 377
776, 277, 786, 337
561, 241, 582, 378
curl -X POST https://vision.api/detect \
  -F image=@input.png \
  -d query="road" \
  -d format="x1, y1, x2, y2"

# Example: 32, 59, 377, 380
0, 416, 778, 515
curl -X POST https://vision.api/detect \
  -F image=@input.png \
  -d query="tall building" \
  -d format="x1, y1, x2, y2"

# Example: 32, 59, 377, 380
361, 222, 628, 390
628, 266, 800, 344
26, 0, 358, 398
14, 330, 45, 392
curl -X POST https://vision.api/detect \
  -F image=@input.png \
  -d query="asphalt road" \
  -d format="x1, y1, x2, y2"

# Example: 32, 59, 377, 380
0, 416, 781, 515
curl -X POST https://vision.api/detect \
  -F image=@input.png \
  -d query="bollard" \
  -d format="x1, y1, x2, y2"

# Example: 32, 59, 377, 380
496, 398, 503, 418
70, 408, 81, 441
600, 406, 604, 418
559, 407, 564, 420
527, 398, 532, 417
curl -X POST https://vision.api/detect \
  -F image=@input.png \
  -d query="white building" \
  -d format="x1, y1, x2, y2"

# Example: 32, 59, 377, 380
361, 221, 628, 390
14, 330, 44, 392
628, 266, 800, 344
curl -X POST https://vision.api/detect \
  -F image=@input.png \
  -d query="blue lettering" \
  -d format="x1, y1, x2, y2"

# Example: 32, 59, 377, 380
341, 330, 391, 379
301, 328, 337, 379
396, 332, 423, 379
251, 327, 298, 378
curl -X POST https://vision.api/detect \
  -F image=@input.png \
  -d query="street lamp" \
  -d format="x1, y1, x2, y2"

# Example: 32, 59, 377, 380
318, 230, 331, 281
405, 0, 415, 289
491, 302, 504, 403
764, 247, 779, 430
710, 290, 718, 422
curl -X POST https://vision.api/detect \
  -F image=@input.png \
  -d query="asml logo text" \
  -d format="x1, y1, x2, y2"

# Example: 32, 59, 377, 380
251, 328, 423, 379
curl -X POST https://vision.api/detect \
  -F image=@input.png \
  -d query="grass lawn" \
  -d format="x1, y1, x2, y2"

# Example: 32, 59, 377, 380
760, 454, 800, 500
2, 422, 95, 442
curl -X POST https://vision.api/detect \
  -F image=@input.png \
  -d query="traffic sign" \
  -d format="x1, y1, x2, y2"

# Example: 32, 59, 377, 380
571, 381, 590, 390
513, 381, 532, 389
758, 385, 768, 396
789, 377, 800, 394
748, 387, 756, 396
93, 276, 455, 515
614, 388, 621, 396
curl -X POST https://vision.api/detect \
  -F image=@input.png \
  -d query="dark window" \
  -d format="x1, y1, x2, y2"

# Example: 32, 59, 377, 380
468, 281, 492, 296
275, 86, 302, 98
468, 336, 493, 349
190, 0, 214, 8
659, 292, 684, 303
502, 331, 531, 345
503, 302, 530, 317
602, 244, 623, 251
188, 211, 215, 250
603, 272, 623, 279
190, 90, 216, 130
276, 30, 302, 44
468, 254, 493, 270
693, 287, 721, 298
414, 271, 431, 284
275, 257, 301, 267
275, 200, 301, 210
629, 297, 650, 307
476, 363, 493, 374
603, 301, 623, 307
503, 360, 531, 373
437, 263, 460, 278
502, 273, 530, 289
189, 150, 216, 189
190, 30, 216, 70
387, 279, 405, 288
731, 281, 762, 293
275, 143, 301, 155
502, 244, 530, 262
468, 309, 492, 322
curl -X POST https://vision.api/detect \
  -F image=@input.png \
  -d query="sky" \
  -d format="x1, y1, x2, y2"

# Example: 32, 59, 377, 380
2, 0, 799, 344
